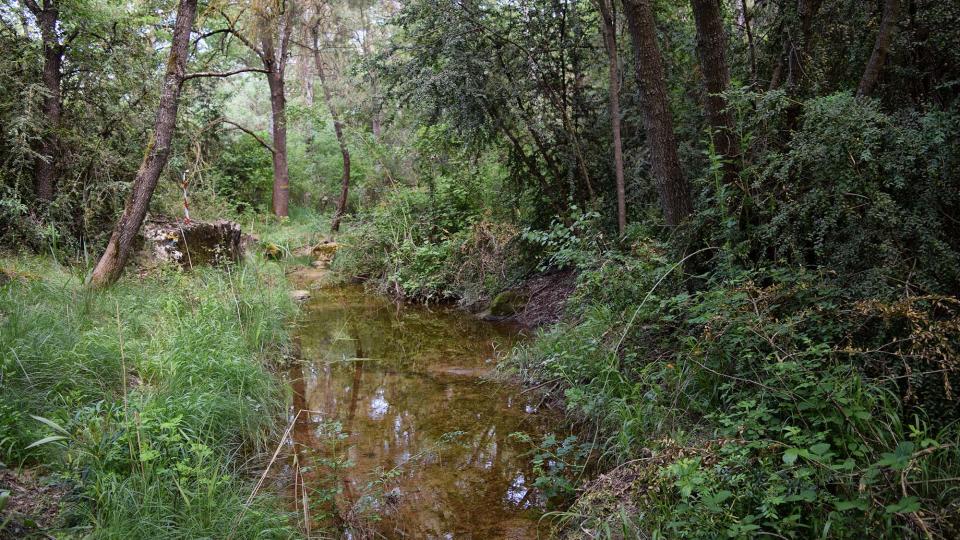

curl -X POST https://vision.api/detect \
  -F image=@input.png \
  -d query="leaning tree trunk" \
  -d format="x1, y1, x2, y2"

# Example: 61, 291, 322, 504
621, 0, 693, 226
595, 0, 627, 234
857, 0, 900, 98
690, 0, 740, 184
311, 30, 351, 233
87, 0, 197, 288
265, 66, 290, 218
24, 0, 65, 201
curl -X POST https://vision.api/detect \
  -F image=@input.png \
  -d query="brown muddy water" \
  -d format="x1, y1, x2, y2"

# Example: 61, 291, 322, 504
287, 284, 559, 539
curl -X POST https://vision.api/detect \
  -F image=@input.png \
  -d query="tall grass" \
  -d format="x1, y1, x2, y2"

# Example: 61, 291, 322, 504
247, 207, 330, 255
0, 256, 297, 538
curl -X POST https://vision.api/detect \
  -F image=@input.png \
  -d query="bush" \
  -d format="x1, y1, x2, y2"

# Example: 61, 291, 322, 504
509, 237, 960, 538
712, 92, 960, 298
331, 165, 524, 303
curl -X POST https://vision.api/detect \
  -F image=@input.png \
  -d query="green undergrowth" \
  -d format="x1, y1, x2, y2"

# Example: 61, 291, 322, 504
330, 133, 526, 305
331, 186, 525, 305
244, 206, 330, 265
326, 93, 960, 538
247, 206, 329, 252
506, 230, 960, 538
0, 257, 298, 538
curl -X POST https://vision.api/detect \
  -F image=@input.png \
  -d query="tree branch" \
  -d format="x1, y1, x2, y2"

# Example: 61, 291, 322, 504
219, 8, 266, 62
182, 67, 269, 80
216, 118, 275, 154
192, 27, 230, 45
21, 0, 41, 15
60, 26, 80, 50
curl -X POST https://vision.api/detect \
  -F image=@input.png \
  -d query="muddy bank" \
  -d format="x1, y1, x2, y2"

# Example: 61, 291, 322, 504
479, 270, 576, 328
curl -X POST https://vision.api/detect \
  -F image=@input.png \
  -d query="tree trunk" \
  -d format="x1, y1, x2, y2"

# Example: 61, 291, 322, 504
857, 0, 900, 98
620, 0, 693, 226
24, 0, 65, 201
739, 0, 757, 87
266, 68, 290, 218
88, 0, 196, 288
770, 0, 824, 92
595, 0, 627, 234
690, 0, 740, 184
311, 30, 351, 233
359, 5, 381, 139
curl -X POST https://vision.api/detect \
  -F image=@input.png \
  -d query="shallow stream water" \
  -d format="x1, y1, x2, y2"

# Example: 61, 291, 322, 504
288, 284, 557, 539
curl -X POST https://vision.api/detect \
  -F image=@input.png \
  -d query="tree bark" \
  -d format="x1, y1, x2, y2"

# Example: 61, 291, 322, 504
23, 0, 65, 201
88, 0, 196, 287
739, 0, 757, 87
620, 0, 693, 226
857, 0, 900, 98
595, 0, 627, 234
266, 68, 290, 217
311, 29, 351, 233
262, 29, 291, 218
690, 0, 740, 184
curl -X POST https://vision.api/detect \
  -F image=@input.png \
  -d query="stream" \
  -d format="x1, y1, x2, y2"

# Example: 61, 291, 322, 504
287, 283, 558, 538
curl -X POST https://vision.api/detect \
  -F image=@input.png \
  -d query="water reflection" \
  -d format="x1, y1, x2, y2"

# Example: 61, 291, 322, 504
291, 285, 555, 539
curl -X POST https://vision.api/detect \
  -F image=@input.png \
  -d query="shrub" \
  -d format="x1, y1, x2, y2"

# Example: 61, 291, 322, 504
509, 238, 960, 538
713, 92, 960, 298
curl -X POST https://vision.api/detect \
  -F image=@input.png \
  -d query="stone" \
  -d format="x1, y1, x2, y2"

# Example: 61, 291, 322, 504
143, 217, 244, 268
489, 290, 527, 317
312, 241, 339, 258
290, 290, 312, 302
263, 242, 284, 261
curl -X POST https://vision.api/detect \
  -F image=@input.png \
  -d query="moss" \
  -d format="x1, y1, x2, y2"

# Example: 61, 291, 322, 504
263, 241, 284, 260
489, 290, 527, 317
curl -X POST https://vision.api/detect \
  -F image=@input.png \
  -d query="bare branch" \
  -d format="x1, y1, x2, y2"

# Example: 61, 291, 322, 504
182, 67, 269, 81
211, 118, 275, 154
219, 8, 266, 62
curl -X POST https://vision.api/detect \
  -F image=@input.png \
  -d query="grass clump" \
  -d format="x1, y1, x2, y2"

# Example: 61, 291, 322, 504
0, 257, 297, 538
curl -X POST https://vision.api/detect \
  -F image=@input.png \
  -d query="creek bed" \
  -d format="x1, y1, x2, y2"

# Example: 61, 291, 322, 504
288, 284, 558, 538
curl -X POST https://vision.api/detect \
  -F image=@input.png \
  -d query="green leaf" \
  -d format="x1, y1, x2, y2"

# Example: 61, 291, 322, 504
877, 441, 915, 470
30, 415, 69, 436
25, 435, 67, 450
809, 443, 831, 456
703, 490, 733, 511
885, 496, 921, 514
783, 447, 800, 465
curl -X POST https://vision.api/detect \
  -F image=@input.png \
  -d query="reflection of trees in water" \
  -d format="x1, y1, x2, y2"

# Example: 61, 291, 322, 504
295, 286, 546, 537
303, 287, 514, 373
